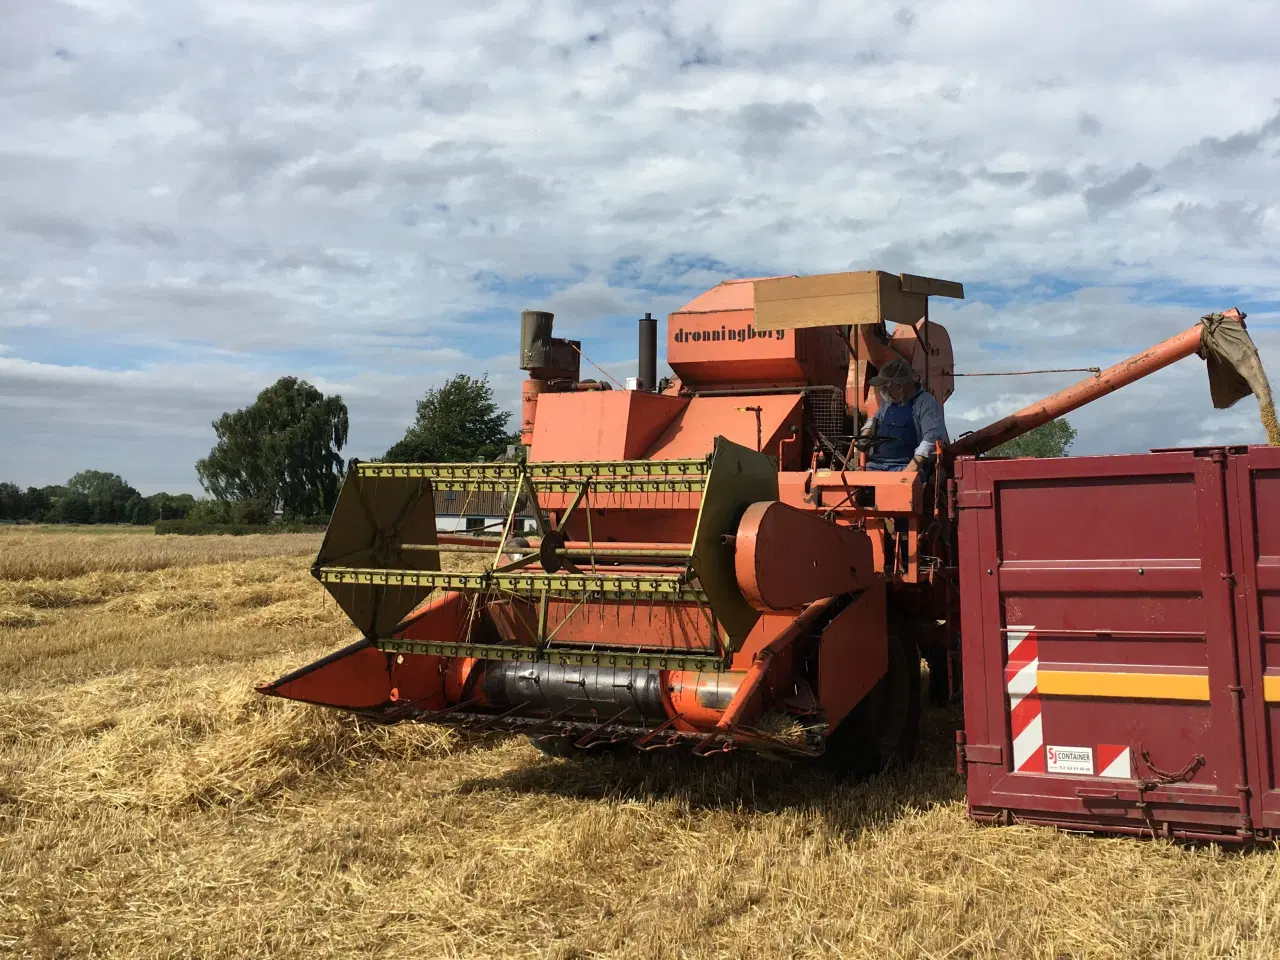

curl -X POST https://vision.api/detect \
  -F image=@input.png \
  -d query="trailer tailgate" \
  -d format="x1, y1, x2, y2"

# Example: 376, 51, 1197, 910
956, 446, 1280, 841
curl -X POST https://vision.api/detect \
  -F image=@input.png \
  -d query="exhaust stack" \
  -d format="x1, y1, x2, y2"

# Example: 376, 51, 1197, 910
519, 310, 556, 368
638, 312, 658, 391
518, 310, 580, 445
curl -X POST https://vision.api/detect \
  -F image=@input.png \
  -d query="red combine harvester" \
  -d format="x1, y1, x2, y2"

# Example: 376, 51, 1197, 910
261, 270, 1280, 839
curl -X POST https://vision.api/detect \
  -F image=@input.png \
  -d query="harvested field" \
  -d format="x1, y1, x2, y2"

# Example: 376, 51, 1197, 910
3, 528, 1280, 959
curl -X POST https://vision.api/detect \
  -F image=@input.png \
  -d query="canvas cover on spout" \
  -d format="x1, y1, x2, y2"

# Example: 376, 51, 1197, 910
1199, 311, 1280, 445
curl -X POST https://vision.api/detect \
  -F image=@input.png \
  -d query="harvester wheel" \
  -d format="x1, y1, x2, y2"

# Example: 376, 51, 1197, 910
527, 734, 618, 760
825, 631, 920, 779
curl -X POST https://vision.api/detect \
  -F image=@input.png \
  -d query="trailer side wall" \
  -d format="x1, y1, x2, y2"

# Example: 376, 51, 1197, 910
957, 445, 1280, 841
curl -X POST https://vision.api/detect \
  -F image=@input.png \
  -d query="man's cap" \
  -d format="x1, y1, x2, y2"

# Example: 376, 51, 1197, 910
870, 358, 917, 387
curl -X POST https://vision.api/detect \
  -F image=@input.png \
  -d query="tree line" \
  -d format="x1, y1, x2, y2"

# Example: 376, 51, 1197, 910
0, 472, 197, 525
2, 373, 516, 527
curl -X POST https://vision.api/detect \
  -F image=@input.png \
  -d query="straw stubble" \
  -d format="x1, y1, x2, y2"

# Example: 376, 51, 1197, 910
2, 527, 1279, 959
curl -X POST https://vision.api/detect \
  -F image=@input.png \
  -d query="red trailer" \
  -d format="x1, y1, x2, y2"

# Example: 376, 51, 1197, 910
956, 444, 1280, 841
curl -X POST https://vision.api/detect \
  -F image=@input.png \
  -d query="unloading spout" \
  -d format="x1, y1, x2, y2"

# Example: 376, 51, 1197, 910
950, 307, 1278, 457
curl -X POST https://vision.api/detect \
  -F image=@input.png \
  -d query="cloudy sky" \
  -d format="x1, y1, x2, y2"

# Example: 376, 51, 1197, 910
2, 0, 1278, 494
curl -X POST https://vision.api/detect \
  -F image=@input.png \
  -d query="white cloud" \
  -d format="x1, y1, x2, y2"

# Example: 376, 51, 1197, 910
2, 0, 1279, 489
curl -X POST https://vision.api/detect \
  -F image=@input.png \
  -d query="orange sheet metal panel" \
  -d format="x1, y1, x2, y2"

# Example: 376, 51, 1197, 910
805, 469, 922, 514
645, 393, 803, 460
489, 598, 717, 653
257, 639, 445, 711
667, 278, 848, 388
529, 390, 688, 463
663, 613, 794, 732
818, 585, 888, 730
775, 469, 921, 516
396, 589, 471, 643
668, 312, 801, 384
555, 506, 700, 543
734, 501, 876, 610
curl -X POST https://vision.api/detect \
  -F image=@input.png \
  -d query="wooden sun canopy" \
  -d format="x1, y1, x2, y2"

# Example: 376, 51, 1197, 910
753, 270, 964, 331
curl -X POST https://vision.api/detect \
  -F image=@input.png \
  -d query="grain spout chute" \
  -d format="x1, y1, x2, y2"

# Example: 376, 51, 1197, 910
949, 307, 1278, 457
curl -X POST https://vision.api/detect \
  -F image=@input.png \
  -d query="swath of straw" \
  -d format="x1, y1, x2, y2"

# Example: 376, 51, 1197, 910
4, 530, 1280, 960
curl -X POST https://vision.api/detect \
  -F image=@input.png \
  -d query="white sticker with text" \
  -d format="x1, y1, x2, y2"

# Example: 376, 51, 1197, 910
1046, 745, 1094, 775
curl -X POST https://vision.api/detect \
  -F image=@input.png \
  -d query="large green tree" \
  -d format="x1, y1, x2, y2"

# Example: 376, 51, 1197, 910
147, 492, 196, 521
65, 470, 136, 503
196, 377, 349, 519
64, 470, 141, 523
386, 374, 516, 462
0, 482, 21, 521
987, 418, 1078, 458
54, 493, 94, 524
124, 495, 155, 525
21, 487, 56, 522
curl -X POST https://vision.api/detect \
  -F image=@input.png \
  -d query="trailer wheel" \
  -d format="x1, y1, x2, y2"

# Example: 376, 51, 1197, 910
825, 631, 921, 779
925, 645, 950, 706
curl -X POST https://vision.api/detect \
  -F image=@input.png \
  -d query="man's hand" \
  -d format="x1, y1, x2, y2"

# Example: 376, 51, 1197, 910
905, 455, 925, 473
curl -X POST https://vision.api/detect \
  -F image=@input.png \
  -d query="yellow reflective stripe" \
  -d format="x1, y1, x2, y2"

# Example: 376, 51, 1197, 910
1037, 670, 1210, 701
1263, 675, 1280, 702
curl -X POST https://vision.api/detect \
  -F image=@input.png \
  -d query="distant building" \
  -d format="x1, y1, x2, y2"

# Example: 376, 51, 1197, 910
433, 489, 534, 536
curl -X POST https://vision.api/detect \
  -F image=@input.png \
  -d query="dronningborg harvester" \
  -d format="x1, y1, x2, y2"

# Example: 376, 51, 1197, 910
260, 270, 1274, 776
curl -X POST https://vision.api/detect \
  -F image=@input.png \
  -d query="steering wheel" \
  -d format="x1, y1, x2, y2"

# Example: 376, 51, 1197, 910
852, 435, 894, 453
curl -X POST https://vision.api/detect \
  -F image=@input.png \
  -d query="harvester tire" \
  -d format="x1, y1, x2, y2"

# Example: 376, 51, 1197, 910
825, 631, 921, 779
527, 734, 617, 760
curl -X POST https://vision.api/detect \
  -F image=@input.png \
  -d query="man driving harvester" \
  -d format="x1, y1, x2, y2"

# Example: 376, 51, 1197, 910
860, 357, 949, 473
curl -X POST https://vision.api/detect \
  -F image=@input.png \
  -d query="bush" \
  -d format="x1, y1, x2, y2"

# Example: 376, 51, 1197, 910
54, 494, 94, 525
153, 520, 326, 536
125, 495, 156, 525
185, 498, 276, 525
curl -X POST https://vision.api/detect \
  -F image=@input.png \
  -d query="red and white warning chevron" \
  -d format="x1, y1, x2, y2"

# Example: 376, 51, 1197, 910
1096, 743, 1131, 778
1006, 626, 1044, 773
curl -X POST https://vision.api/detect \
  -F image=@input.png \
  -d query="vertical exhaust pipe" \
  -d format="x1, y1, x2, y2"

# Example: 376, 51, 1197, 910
520, 310, 556, 369
518, 310, 554, 445
517, 309, 582, 443
638, 312, 658, 391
